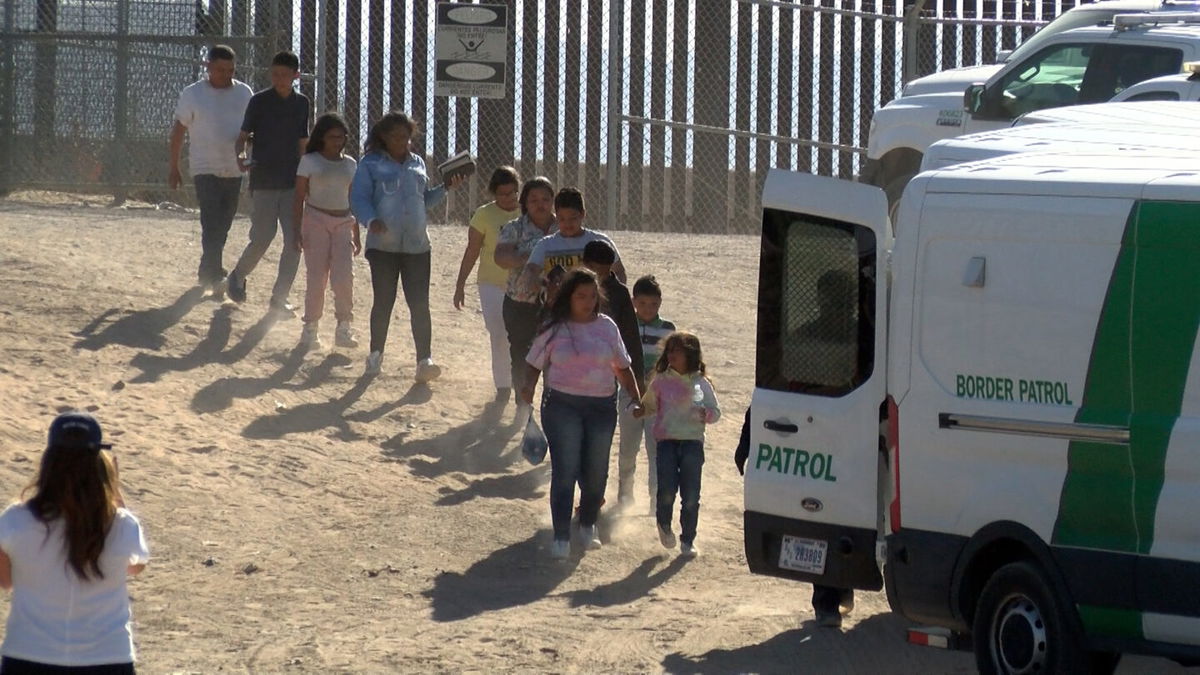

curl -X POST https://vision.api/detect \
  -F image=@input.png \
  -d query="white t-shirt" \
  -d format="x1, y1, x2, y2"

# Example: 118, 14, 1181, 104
527, 229, 620, 276
0, 504, 149, 666
297, 153, 357, 211
174, 79, 253, 178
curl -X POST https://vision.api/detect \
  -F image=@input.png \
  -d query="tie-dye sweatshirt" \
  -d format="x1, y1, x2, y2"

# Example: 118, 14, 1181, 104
641, 368, 721, 441
526, 315, 632, 398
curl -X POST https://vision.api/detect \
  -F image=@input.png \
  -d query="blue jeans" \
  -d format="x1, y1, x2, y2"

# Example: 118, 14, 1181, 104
541, 389, 617, 541
193, 174, 243, 285
656, 439, 705, 545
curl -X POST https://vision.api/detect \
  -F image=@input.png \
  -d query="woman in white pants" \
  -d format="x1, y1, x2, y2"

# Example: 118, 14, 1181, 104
453, 166, 522, 401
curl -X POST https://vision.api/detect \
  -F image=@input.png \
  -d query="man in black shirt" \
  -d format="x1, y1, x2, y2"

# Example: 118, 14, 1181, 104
227, 51, 311, 315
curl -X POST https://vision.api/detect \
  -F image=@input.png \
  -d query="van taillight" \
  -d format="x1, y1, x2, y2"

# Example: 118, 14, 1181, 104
887, 395, 901, 534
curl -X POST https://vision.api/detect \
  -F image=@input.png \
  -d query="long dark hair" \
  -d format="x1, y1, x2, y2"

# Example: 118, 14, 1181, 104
306, 112, 350, 155
540, 268, 606, 334
364, 110, 418, 155
654, 331, 707, 376
23, 436, 122, 580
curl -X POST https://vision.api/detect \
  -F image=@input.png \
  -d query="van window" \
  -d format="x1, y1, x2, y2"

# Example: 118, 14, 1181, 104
757, 209, 876, 397
1122, 89, 1181, 102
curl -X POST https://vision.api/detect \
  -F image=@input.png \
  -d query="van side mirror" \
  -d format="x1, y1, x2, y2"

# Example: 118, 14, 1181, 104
964, 83, 986, 115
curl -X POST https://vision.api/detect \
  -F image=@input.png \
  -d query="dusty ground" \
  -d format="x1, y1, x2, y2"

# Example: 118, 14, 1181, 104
0, 192, 1190, 673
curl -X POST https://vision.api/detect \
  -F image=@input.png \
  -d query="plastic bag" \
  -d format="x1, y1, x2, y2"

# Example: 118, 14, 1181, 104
521, 412, 549, 465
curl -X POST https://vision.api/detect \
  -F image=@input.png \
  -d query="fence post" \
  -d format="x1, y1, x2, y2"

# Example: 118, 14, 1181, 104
902, 0, 926, 85
604, 0, 622, 233
0, 0, 15, 195
110, 0, 130, 204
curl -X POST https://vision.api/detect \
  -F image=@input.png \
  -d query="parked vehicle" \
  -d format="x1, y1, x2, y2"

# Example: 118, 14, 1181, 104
748, 151, 1200, 672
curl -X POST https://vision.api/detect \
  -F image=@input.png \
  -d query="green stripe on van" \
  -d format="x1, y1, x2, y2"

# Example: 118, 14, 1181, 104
1077, 605, 1143, 640
1054, 202, 1200, 561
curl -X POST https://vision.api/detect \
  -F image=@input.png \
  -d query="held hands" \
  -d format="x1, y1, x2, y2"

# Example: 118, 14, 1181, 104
630, 404, 646, 419
519, 386, 536, 407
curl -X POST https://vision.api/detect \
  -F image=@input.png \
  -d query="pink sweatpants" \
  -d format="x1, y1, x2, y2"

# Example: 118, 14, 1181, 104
301, 206, 356, 323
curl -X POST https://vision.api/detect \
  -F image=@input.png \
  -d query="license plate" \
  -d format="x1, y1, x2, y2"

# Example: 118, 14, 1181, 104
779, 535, 828, 574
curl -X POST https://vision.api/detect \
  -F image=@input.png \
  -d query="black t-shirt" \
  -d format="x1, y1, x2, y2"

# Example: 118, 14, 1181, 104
241, 87, 310, 190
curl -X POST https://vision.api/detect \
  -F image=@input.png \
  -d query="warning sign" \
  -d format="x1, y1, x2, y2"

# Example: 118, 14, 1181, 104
435, 3, 508, 99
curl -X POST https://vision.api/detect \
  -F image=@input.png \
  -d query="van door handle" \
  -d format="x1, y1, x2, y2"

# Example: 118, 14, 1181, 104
764, 419, 799, 434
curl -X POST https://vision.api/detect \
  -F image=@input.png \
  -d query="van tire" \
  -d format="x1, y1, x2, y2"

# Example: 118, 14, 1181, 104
973, 561, 1093, 675
884, 173, 915, 223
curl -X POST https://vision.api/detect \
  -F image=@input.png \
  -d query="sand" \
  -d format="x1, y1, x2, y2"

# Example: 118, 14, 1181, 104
0, 192, 1188, 673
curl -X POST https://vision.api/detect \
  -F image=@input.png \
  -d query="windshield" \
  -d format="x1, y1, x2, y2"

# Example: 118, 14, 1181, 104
1004, 8, 1126, 64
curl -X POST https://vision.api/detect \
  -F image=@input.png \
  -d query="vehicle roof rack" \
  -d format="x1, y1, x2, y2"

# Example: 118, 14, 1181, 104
1113, 12, 1200, 29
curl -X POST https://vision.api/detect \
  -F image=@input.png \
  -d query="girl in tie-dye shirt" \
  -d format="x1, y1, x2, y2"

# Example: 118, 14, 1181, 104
636, 332, 721, 558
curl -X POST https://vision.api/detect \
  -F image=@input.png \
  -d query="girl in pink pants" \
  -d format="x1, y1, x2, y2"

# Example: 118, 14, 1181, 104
293, 113, 361, 349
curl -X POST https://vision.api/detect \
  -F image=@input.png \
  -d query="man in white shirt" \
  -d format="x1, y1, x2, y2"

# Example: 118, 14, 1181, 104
167, 45, 253, 298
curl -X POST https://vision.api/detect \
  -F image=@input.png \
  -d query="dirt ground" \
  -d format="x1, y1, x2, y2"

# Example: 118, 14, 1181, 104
0, 192, 1190, 673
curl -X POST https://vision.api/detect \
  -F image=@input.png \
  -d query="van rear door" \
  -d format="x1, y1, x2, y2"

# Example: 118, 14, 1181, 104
744, 169, 891, 591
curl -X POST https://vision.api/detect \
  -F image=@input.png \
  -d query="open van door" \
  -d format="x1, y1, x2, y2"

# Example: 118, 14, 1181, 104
744, 169, 891, 592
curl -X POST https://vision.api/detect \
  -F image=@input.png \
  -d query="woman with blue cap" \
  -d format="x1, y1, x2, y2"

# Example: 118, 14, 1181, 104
0, 411, 149, 673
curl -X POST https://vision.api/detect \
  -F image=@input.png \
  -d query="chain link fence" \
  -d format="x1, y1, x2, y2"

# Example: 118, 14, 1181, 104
0, 0, 1078, 230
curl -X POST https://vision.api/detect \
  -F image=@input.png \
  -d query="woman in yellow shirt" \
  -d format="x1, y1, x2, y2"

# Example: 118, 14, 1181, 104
453, 166, 522, 401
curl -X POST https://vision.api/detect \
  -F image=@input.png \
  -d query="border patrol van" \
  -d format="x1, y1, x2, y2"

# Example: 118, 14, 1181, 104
746, 152, 1200, 672
921, 122, 1200, 171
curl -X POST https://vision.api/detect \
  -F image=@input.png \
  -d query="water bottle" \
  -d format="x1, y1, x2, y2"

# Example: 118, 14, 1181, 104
692, 383, 706, 422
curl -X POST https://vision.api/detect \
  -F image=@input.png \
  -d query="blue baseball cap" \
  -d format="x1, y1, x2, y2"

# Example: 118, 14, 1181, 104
47, 411, 112, 451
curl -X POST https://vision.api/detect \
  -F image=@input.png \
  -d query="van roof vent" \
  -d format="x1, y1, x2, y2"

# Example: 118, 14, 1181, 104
1113, 12, 1200, 29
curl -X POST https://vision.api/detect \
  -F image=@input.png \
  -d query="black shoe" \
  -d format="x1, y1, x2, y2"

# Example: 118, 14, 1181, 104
815, 609, 842, 628
226, 271, 246, 304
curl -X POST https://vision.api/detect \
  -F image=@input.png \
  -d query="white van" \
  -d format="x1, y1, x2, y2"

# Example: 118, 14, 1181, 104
746, 153, 1200, 672
1014, 98, 1200, 125
921, 121, 1200, 171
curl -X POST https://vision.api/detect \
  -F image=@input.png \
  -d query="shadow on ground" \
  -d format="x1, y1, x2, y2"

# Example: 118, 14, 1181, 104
382, 398, 521, 478
422, 531, 579, 622
127, 305, 281, 383
74, 287, 206, 352
561, 554, 687, 608
241, 379, 429, 441
661, 612, 972, 674
191, 347, 351, 414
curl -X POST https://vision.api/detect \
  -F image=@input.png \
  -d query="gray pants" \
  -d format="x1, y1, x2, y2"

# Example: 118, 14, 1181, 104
232, 188, 300, 306
618, 390, 657, 506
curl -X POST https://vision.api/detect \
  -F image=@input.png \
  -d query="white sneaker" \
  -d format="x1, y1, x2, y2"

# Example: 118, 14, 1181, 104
209, 277, 227, 301
415, 357, 442, 383
681, 542, 699, 558
365, 351, 383, 375
658, 525, 677, 549
581, 525, 602, 550
550, 539, 570, 560
301, 322, 322, 349
334, 321, 358, 348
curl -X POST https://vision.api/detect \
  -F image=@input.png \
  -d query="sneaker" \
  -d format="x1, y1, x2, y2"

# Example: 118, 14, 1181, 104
681, 542, 699, 558
815, 609, 843, 628
334, 321, 359, 348
209, 276, 227, 301
270, 301, 297, 319
365, 350, 383, 375
658, 525, 677, 549
581, 525, 602, 550
301, 322, 322, 349
550, 539, 570, 560
415, 357, 442, 383
226, 271, 246, 304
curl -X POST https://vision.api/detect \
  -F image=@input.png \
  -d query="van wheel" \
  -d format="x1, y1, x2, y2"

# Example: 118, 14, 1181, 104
973, 561, 1091, 675
884, 173, 915, 223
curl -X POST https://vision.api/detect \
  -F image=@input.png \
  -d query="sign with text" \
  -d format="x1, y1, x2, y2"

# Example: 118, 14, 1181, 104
435, 3, 508, 99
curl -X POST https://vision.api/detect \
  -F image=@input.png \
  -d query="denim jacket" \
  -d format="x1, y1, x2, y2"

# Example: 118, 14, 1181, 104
350, 150, 446, 253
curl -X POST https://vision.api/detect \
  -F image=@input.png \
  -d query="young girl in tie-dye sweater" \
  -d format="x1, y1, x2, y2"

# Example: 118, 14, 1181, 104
635, 331, 721, 558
